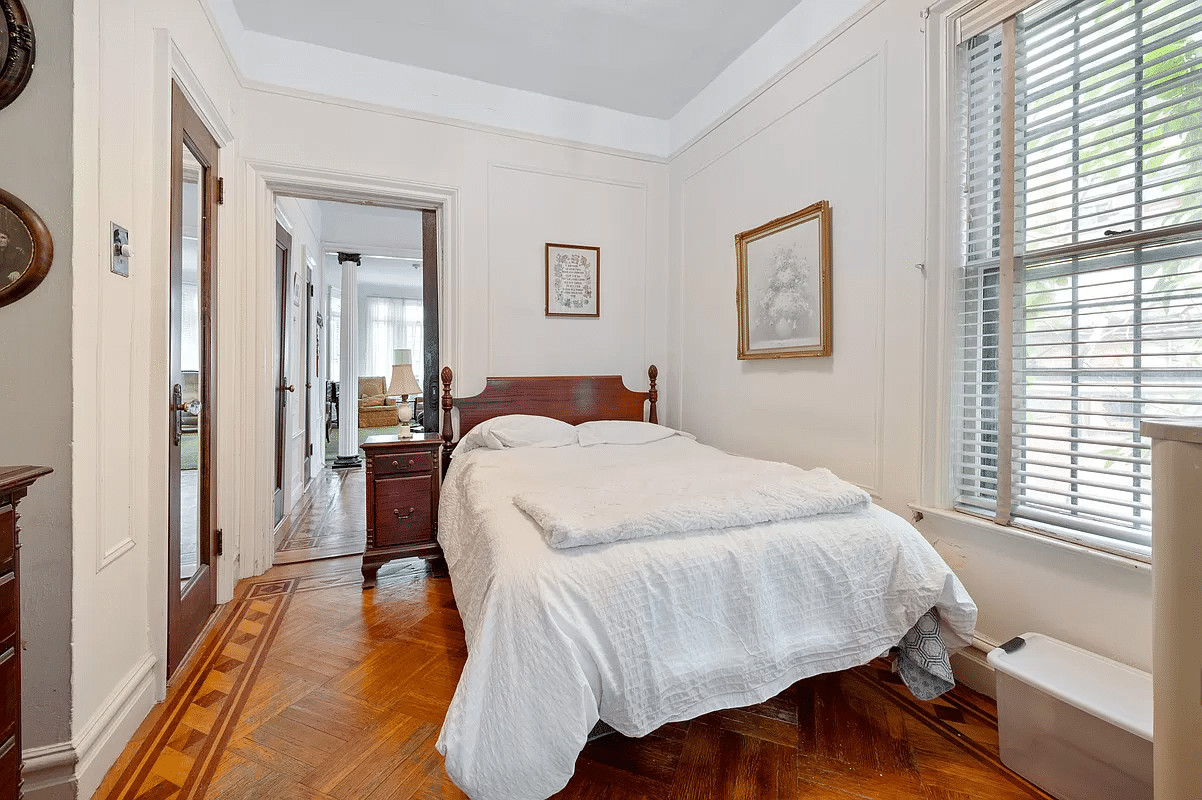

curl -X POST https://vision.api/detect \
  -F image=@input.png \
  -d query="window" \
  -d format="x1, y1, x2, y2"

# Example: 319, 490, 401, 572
363, 296, 424, 390
327, 288, 341, 383
954, 0, 1202, 557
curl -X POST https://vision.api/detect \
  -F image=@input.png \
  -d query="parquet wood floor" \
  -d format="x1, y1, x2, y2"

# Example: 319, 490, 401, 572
274, 469, 366, 565
94, 555, 1054, 800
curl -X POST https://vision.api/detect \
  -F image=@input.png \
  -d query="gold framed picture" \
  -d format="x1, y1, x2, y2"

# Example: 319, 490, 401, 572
545, 243, 600, 317
735, 200, 832, 359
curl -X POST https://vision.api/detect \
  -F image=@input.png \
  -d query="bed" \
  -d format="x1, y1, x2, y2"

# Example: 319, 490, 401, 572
432, 366, 977, 800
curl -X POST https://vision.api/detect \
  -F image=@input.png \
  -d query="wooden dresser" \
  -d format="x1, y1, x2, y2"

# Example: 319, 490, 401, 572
360, 434, 443, 589
0, 466, 51, 800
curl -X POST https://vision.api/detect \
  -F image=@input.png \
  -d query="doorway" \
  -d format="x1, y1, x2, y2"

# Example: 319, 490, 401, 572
167, 82, 219, 676
269, 198, 441, 567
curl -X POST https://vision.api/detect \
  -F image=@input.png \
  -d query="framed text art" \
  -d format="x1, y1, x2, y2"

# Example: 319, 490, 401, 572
735, 200, 832, 359
545, 243, 600, 318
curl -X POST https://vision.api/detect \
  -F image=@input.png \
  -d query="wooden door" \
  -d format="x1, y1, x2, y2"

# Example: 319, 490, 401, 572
273, 223, 292, 524
304, 267, 313, 479
420, 209, 440, 430
168, 82, 219, 676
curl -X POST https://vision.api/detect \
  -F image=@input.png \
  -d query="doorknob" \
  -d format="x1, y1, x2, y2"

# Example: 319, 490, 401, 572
170, 383, 199, 447
282, 383, 295, 393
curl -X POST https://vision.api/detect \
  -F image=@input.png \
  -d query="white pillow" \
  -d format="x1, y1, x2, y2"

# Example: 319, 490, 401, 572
575, 420, 694, 447
452, 414, 578, 456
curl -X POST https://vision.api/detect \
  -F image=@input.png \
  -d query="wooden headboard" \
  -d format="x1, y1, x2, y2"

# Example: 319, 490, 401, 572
440, 365, 658, 445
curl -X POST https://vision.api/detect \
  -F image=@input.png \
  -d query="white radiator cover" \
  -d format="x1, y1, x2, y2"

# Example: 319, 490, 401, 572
1142, 418, 1202, 800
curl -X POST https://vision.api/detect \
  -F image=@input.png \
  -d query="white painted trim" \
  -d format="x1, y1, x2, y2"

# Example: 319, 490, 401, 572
669, 0, 889, 158
951, 638, 998, 698
168, 37, 235, 147
912, 504, 1152, 572
98, 537, 137, 570
321, 243, 424, 262
274, 204, 295, 232
246, 160, 462, 575
75, 654, 158, 796
21, 742, 77, 797
24, 655, 157, 799
918, 0, 998, 509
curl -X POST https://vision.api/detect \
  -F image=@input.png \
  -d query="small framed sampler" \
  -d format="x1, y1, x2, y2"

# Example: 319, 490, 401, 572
735, 200, 832, 359
545, 243, 600, 317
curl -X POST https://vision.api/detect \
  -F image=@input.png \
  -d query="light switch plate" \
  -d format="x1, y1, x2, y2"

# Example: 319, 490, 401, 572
111, 223, 130, 277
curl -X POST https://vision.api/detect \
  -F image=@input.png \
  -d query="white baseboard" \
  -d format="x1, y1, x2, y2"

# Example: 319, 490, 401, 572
24, 653, 158, 800
951, 634, 999, 699
76, 653, 158, 799
21, 741, 76, 800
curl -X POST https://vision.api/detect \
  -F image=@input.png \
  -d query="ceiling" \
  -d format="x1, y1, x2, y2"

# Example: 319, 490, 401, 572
230, 0, 804, 118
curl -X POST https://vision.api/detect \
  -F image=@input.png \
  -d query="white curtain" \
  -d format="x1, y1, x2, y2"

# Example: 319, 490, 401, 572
364, 296, 424, 390
327, 289, 341, 383
181, 282, 200, 372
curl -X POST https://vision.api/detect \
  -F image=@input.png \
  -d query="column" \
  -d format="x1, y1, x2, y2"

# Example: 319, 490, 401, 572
333, 252, 361, 468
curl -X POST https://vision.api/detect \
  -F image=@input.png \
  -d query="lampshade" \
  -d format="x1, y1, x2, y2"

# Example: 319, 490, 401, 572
387, 362, 421, 397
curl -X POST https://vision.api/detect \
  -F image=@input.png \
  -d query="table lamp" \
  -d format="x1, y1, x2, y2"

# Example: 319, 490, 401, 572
387, 349, 422, 438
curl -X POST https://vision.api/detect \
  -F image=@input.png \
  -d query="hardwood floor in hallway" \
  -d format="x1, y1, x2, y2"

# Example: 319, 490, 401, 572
93, 555, 1055, 800
274, 468, 367, 565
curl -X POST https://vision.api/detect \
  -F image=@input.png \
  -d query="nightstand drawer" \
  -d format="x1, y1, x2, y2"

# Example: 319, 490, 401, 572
374, 475, 432, 548
373, 450, 433, 477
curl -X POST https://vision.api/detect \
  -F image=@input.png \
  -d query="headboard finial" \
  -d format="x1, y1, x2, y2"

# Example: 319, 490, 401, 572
648, 365, 659, 425
441, 367, 454, 446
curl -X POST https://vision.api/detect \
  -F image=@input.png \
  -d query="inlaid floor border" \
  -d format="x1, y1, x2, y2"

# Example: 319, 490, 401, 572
100, 577, 299, 800
96, 562, 1048, 800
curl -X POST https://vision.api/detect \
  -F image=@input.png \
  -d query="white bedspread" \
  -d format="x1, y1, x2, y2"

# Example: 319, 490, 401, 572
434, 438, 977, 800
515, 457, 870, 548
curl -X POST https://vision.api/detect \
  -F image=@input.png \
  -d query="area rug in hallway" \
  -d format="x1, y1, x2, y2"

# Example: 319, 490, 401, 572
93, 557, 1056, 800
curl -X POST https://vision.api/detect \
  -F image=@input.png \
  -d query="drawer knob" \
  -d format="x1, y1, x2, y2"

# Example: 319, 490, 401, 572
394, 507, 416, 519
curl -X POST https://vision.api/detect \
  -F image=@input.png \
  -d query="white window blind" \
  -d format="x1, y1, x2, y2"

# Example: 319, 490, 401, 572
954, 0, 1202, 557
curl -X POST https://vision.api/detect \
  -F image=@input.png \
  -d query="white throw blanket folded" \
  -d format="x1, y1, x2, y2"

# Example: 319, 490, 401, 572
514, 457, 871, 548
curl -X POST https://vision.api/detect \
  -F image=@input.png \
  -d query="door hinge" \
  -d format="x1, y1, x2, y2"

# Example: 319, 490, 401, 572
308, 444, 313, 456
308, 283, 314, 297
216, 529, 224, 556
216, 177, 225, 205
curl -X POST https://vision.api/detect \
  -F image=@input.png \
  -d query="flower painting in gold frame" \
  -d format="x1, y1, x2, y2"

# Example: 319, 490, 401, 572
736, 200, 832, 359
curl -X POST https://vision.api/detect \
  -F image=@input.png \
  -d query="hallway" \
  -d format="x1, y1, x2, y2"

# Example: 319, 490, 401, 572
273, 468, 367, 565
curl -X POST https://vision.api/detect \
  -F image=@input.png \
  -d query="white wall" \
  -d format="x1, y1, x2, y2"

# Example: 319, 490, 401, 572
0, 0, 75, 774
67, 0, 245, 795
241, 90, 671, 401
668, 0, 1153, 673
275, 196, 324, 505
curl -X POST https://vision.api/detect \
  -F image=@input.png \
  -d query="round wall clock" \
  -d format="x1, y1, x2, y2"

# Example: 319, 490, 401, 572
0, 188, 53, 308
0, 0, 35, 111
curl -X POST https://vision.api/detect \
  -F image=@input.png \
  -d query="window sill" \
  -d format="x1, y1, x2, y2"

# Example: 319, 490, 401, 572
908, 504, 1151, 573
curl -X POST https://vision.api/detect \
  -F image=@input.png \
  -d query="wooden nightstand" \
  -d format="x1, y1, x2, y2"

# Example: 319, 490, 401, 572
361, 433, 444, 589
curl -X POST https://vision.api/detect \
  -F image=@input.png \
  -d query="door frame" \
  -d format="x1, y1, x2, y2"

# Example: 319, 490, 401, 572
243, 163, 461, 578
